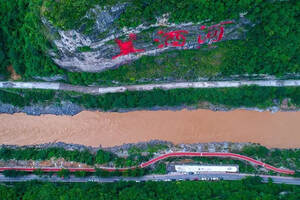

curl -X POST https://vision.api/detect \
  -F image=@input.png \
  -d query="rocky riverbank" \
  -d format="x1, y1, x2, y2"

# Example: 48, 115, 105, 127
0, 141, 253, 156
0, 102, 82, 116
0, 99, 298, 116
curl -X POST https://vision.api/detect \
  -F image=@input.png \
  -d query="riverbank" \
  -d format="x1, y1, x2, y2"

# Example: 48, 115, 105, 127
1, 86, 299, 116
0, 109, 299, 148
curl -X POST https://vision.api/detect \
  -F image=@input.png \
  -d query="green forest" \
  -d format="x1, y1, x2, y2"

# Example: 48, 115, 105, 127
1, 86, 299, 110
0, 145, 153, 168
0, 177, 300, 199
0, 0, 299, 85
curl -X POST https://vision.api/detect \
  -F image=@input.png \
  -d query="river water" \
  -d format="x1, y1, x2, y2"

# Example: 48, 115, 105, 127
0, 109, 299, 148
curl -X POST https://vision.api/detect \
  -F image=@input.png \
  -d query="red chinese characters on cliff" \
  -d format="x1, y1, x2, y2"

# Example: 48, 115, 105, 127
198, 21, 233, 46
112, 21, 233, 59
154, 30, 189, 48
112, 33, 144, 59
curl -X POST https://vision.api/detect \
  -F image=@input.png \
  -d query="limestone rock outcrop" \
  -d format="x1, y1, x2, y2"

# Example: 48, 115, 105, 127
43, 4, 252, 72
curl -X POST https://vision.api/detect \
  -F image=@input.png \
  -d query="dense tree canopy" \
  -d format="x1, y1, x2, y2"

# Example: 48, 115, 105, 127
1, 86, 300, 111
0, 177, 299, 199
0, 0, 63, 78
0, 0, 299, 84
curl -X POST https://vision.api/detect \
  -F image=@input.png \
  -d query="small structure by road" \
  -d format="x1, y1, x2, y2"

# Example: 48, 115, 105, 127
173, 165, 239, 174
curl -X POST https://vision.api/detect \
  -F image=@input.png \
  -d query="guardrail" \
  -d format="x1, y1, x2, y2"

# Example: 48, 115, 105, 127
0, 152, 294, 175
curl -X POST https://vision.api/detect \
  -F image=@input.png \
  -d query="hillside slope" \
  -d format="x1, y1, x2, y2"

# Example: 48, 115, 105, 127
0, 0, 299, 85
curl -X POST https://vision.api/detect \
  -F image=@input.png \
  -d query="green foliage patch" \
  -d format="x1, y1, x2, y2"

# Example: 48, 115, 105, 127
63, 86, 300, 111
238, 145, 300, 172
2, 170, 28, 177
0, 89, 55, 107
43, 0, 122, 30
0, 177, 299, 199
0, 147, 104, 166
1, 86, 300, 110
221, 1, 300, 76
1, 0, 299, 86
77, 46, 92, 52
66, 46, 225, 86
0, 0, 64, 78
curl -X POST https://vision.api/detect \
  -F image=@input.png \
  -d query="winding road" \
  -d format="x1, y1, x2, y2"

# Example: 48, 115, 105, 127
1, 79, 300, 94
0, 152, 295, 175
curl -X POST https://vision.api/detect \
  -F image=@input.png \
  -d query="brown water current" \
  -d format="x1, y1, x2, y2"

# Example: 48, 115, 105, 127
0, 110, 299, 148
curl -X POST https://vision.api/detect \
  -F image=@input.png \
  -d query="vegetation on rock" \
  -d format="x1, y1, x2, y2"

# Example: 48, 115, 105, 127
1, 86, 299, 111
0, 0, 299, 85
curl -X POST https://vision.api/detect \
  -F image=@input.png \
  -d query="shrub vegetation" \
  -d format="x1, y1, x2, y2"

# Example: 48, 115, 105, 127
0, 177, 300, 199
1, 86, 299, 110
0, 143, 299, 174
0, 0, 299, 84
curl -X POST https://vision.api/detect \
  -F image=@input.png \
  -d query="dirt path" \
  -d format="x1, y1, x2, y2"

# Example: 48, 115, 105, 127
0, 109, 299, 148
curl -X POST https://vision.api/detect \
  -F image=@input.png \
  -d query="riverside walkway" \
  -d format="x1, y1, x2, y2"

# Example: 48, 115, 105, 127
0, 152, 294, 175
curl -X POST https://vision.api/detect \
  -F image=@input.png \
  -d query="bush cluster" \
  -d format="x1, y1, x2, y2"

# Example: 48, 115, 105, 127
0, 177, 300, 199
0, 147, 114, 166
1, 86, 299, 110
1, 1, 299, 85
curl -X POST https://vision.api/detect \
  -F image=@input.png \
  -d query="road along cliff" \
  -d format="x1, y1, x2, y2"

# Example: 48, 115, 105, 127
1, 79, 300, 94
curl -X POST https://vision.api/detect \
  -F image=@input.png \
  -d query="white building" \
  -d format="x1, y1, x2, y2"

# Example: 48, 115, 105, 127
174, 165, 239, 173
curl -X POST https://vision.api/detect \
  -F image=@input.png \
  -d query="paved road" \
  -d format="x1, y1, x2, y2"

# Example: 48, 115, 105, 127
1, 79, 300, 94
0, 173, 299, 185
0, 152, 295, 175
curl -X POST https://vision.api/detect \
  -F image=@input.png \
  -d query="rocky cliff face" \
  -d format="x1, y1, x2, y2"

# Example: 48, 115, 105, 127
43, 4, 252, 72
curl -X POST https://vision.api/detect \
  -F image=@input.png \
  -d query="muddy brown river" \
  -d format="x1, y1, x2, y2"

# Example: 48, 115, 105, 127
0, 110, 299, 148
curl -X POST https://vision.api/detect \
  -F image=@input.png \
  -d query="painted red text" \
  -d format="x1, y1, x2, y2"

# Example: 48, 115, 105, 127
198, 21, 233, 46
154, 30, 189, 48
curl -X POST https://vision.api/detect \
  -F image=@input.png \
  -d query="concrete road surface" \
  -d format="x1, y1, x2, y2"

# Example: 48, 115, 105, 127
1, 80, 300, 94
0, 173, 299, 185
